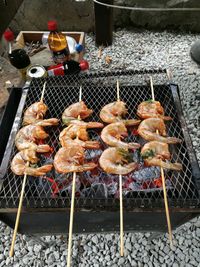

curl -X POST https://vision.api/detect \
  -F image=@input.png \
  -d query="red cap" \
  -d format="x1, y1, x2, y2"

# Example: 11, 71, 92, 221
79, 60, 89, 71
48, 20, 57, 31
3, 29, 15, 42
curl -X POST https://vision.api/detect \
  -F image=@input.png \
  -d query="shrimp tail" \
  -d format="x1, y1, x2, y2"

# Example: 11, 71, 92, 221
35, 118, 59, 126
128, 142, 141, 149
84, 141, 101, 149
78, 162, 97, 172
123, 119, 141, 126
86, 122, 104, 128
25, 164, 53, 176
118, 162, 138, 175
166, 137, 182, 144
36, 145, 51, 153
160, 161, 182, 171
62, 117, 76, 125
162, 116, 172, 121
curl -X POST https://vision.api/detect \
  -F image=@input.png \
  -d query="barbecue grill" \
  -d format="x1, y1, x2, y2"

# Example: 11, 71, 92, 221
0, 69, 200, 235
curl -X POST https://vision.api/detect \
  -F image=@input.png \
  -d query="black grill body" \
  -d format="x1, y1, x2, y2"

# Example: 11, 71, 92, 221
0, 70, 199, 235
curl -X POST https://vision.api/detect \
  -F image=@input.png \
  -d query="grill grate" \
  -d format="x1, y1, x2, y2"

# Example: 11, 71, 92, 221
0, 69, 199, 210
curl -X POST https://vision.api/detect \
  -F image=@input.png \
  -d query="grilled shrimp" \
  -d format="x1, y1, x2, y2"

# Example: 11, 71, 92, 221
141, 141, 182, 171
59, 124, 100, 149
62, 101, 93, 125
99, 147, 138, 175
23, 101, 59, 126
15, 125, 51, 152
100, 101, 141, 125
101, 122, 140, 149
54, 145, 97, 173
138, 118, 182, 144
137, 100, 172, 120
64, 119, 104, 128
11, 149, 53, 176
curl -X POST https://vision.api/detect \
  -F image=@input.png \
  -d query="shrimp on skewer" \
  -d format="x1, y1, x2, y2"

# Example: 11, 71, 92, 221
99, 147, 138, 175
138, 118, 182, 144
65, 119, 104, 129
23, 101, 59, 126
54, 145, 97, 173
101, 122, 140, 149
11, 149, 53, 176
141, 141, 182, 171
15, 125, 51, 153
59, 124, 100, 149
62, 101, 93, 125
137, 100, 172, 120
100, 101, 141, 125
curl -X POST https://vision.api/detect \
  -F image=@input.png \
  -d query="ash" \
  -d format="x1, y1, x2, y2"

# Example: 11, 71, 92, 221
1, 30, 200, 266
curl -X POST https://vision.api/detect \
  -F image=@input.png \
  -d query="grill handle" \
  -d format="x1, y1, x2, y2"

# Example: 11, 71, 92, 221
0, 87, 28, 182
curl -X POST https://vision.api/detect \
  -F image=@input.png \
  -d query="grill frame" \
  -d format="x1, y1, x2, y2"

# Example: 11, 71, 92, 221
0, 70, 200, 232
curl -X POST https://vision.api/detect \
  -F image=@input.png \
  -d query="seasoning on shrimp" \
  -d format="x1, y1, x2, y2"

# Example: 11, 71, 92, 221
99, 147, 138, 175
15, 125, 51, 153
23, 101, 59, 126
11, 149, 53, 176
137, 100, 172, 120
54, 144, 97, 173
141, 141, 182, 171
62, 101, 93, 125
59, 124, 100, 149
101, 122, 140, 149
100, 101, 141, 125
138, 118, 182, 144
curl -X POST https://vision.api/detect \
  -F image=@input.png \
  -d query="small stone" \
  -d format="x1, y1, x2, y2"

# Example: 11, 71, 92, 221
134, 243, 140, 250
22, 257, 29, 265
118, 257, 125, 265
34, 244, 42, 253
91, 236, 98, 245
196, 228, 200, 237
5, 258, 10, 265
0, 254, 4, 261
54, 251, 60, 260
105, 255, 111, 261
126, 242, 132, 251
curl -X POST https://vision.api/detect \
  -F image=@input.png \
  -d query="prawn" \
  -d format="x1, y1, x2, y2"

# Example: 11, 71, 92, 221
54, 145, 97, 173
137, 100, 172, 120
62, 101, 93, 125
23, 101, 59, 126
11, 149, 53, 176
138, 118, 182, 144
100, 101, 141, 125
59, 124, 100, 149
101, 122, 140, 149
99, 147, 138, 175
141, 141, 182, 171
15, 125, 51, 153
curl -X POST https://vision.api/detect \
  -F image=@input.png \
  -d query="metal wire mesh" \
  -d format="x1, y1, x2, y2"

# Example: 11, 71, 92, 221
0, 69, 199, 209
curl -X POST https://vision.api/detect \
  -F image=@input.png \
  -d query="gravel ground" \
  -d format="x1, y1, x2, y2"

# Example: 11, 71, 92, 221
1, 29, 200, 266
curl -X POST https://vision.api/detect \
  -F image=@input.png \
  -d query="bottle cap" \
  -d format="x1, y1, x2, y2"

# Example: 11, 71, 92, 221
3, 29, 15, 42
48, 21, 57, 31
75, 44, 84, 53
79, 60, 89, 71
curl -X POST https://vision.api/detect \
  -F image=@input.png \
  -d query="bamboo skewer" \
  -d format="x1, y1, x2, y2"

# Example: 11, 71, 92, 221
149, 76, 173, 249
40, 81, 47, 103
116, 79, 124, 257
9, 163, 28, 257
9, 82, 47, 257
67, 86, 82, 267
